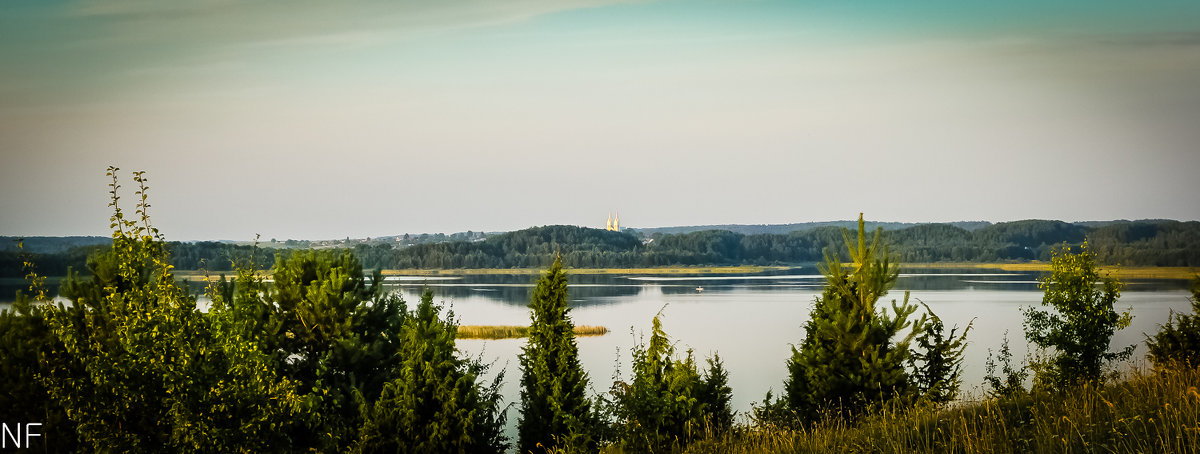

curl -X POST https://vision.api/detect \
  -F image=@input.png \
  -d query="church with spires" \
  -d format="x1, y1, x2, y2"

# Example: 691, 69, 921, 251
605, 211, 620, 231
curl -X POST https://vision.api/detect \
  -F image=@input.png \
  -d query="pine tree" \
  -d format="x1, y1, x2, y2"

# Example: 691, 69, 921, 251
517, 257, 596, 452
696, 354, 735, 434
240, 248, 405, 450
1146, 276, 1200, 368
783, 214, 924, 422
610, 312, 732, 452
910, 304, 972, 405
355, 288, 506, 453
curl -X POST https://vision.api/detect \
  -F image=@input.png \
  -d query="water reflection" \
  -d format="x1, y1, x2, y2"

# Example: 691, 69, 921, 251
2, 269, 1194, 444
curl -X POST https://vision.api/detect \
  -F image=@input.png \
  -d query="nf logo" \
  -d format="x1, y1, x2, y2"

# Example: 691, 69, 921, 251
1, 423, 42, 449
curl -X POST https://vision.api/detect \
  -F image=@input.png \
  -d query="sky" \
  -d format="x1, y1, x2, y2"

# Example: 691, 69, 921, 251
2, 0, 1199, 241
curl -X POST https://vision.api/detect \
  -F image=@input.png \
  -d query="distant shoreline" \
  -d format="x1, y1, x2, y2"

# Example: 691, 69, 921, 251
165, 264, 1200, 280
363, 263, 1195, 280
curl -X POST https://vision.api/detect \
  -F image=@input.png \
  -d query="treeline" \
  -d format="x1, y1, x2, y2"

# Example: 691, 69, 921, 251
635, 219, 993, 236
2, 241, 277, 278
5, 219, 1198, 278
357, 219, 1200, 269
353, 225, 645, 269
3, 171, 1199, 452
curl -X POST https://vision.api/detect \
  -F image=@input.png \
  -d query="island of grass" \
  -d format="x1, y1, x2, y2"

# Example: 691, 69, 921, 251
379, 265, 795, 276
458, 325, 608, 340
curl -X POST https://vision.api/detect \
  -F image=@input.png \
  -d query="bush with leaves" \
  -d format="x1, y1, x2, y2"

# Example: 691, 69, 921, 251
1145, 276, 1200, 368
40, 168, 301, 452
983, 331, 1030, 399
517, 257, 599, 452
609, 311, 734, 453
1022, 242, 1133, 388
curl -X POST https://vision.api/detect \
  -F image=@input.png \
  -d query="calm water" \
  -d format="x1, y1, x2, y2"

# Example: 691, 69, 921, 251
373, 269, 1194, 437
5, 269, 1194, 438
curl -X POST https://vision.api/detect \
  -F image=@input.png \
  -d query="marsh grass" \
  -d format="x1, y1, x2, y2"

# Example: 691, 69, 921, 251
621, 364, 1200, 453
380, 266, 791, 276
901, 262, 1199, 280
457, 325, 608, 340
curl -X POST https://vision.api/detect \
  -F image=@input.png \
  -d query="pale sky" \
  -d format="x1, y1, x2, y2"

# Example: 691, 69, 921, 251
3, 0, 1199, 240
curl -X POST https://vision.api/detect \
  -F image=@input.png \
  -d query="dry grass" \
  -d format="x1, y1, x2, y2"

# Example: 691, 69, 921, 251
902, 262, 1199, 280
672, 364, 1200, 453
457, 325, 608, 339
380, 266, 793, 276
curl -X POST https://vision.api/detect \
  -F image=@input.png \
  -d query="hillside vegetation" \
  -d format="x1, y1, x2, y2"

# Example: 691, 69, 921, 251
3, 170, 1198, 452
4, 219, 1198, 278
355, 220, 1200, 269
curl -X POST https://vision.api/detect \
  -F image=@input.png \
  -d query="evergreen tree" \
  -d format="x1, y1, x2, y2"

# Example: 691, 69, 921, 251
517, 257, 597, 453
1145, 276, 1200, 368
1022, 242, 1133, 388
783, 214, 925, 422
910, 303, 972, 405
212, 247, 407, 451
610, 312, 733, 452
696, 354, 735, 434
355, 288, 506, 453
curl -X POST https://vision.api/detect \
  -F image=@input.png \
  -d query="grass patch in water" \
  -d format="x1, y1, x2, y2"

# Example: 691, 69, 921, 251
457, 324, 608, 339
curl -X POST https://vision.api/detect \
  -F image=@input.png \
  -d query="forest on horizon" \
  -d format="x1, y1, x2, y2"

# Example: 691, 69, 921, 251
4, 218, 1198, 278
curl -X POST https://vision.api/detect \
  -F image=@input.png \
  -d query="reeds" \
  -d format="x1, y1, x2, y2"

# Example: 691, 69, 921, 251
378, 266, 789, 276
456, 325, 608, 339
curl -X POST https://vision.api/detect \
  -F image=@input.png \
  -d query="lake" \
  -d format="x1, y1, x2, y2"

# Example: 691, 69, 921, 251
4, 268, 1194, 439
373, 268, 1194, 437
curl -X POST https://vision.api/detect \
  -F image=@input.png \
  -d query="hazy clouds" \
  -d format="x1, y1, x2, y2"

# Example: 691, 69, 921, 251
2, 1, 1198, 240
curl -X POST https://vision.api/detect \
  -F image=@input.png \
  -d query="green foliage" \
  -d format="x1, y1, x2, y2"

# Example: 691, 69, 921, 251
345, 219, 1200, 269
40, 168, 300, 452
168, 240, 277, 271
983, 331, 1029, 400
1145, 276, 1200, 368
1088, 220, 1200, 266
783, 215, 925, 422
354, 288, 507, 453
0, 245, 76, 451
1022, 242, 1134, 388
0, 240, 276, 278
7, 219, 1200, 278
211, 247, 407, 451
696, 354, 734, 434
674, 363, 1200, 454
7, 169, 515, 452
518, 257, 598, 453
609, 311, 735, 452
910, 304, 972, 405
